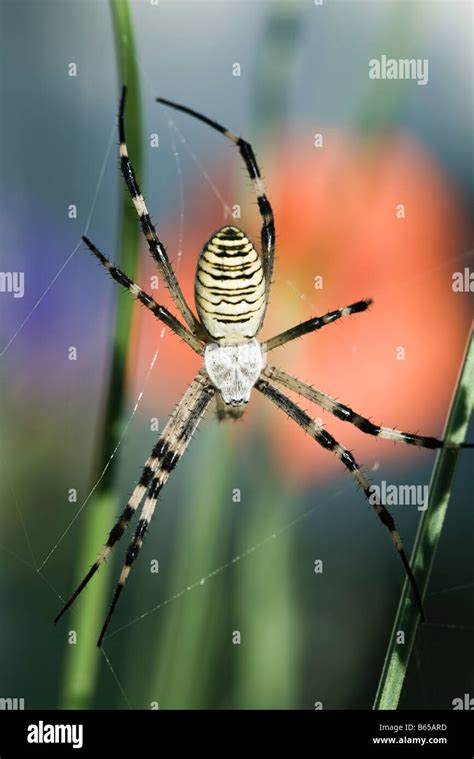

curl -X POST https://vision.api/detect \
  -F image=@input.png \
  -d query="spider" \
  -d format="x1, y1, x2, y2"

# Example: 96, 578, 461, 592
55, 86, 472, 647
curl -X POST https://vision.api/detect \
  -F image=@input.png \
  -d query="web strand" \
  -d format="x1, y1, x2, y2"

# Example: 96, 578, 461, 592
104, 484, 349, 641
0, 122, 116, 359
37, 347, 160, 571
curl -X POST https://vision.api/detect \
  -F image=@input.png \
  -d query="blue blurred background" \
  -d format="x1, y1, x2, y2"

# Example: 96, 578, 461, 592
0, 0, 473, 709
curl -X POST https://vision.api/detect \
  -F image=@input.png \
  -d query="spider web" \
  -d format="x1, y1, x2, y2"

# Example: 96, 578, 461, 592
1, 41, 473, 712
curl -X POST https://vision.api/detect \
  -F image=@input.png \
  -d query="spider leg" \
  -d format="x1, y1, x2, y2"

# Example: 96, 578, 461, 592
82, 236, 203, 354
54, 372, 214, 634
118, 86, 202, 336
256, 377, 425, 620
97, 375, 214, 647
156, 96, 275, 311
265, 366, 473, 450
263, 299, 372, 352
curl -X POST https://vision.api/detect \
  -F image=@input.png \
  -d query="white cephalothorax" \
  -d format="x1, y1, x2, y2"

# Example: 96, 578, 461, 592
204, 339, 265, 405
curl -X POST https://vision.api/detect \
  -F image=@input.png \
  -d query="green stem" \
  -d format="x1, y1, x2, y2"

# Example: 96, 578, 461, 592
59, 0, 141, 709
251, 1, 303, 137
145, 423, 234, 709
356, 4, 422, 136
374, 328, 474, 710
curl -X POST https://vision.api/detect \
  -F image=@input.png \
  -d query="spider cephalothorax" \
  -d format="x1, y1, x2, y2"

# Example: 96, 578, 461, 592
55, 86, 472, 647
204, 339, 265, 406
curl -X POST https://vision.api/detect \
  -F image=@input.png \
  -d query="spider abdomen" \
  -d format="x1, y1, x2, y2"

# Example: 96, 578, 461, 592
195, 225, 266, 340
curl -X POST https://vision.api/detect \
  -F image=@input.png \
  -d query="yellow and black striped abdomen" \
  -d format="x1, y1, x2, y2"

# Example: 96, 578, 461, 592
195, 225, 266, 341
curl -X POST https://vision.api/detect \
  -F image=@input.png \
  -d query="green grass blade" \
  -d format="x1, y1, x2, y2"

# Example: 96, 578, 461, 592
144, 422, 234, 709
374, 327, 474, 710
59, 0, 141, 709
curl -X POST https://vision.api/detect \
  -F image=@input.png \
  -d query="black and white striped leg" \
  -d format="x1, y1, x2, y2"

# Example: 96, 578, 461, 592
54, 372, 214, 639
256, 377, 425, 621
156, 96, 275, 302
82, 236, 203, 354
264, 366, 474, 450
97, 375, 215, 646
118, 86, 201, 335
263, 299, 372, 353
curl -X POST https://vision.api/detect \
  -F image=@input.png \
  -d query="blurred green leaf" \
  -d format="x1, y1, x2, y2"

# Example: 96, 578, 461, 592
59, 0, 142, 709
374, 328, 474, 710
